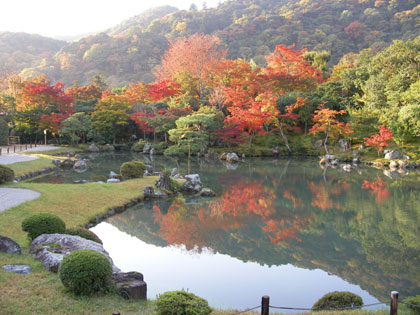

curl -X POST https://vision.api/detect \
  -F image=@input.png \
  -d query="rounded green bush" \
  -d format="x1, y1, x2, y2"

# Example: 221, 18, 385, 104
21, 213, 66, 240
59, 249, 112, 296
120, 160, 146, 179
155, 291, 212, 315
312, 291, 363, 310
131, 140, 146, 152
65, 227, 103, 244
0, 165, 14, 184
403, 295, 420, 314
0, 118, 9, 146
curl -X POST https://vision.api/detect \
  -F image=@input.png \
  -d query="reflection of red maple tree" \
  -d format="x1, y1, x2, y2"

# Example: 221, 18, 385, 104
307, 180, 350, 211
362, 178, 390, 203
153, 180, 312, 249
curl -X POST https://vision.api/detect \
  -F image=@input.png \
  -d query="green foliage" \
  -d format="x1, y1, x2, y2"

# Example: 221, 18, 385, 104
59, 112, 93, 144
131, 140, 146, 152
312, 291, 363, 310
403, 295, 420, 315
21, 213, 66, 240
65, 227, 103, 244
155, 291, 212, 315
58, 249, 112, 296
0, 118, 9, 146
120, 160, 146, 179
397, 105, 420, 138
0, 165, 14, 184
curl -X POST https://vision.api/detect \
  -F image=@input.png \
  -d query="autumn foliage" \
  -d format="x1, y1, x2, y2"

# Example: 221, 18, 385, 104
364, 126, 394, 156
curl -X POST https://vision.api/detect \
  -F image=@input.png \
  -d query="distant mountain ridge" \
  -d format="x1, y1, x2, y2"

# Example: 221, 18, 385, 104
1, 0, 419, 87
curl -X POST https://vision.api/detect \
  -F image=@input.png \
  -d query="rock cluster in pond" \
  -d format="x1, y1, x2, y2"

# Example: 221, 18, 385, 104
112, 271, 147, 300
0, 236, 21, 255
73, 159, 88, 173
180, 174, 216, 197
29, 234, 120, 273
143, 186, 167, 200
107, 170, 121, 183
219, 152, 240, 163
88, 143, 100, 152
2, 265, 31, 274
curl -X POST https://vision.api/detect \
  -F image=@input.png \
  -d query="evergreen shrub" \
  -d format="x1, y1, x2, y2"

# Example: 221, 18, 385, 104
0, 118, 8, 146
312, 291, 363, 310
58, 249, 112, 295
155, 291, 212, 315
0, 165, 14, 184
403, 295, 420, 314
120, 160, 146, 179
65, 227, 103, 244
21, 213, 66, 240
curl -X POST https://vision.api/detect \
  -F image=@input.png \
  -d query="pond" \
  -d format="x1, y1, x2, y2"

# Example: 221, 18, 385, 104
33, 152, 420, 312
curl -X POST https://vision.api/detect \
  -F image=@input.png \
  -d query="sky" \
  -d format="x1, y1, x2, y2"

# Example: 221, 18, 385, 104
0, 0, 225, 39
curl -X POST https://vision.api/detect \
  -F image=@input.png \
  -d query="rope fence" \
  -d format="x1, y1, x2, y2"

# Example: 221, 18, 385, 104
226, 291, 420, 315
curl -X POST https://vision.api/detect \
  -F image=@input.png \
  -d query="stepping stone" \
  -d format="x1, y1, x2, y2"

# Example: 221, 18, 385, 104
0, 236, 21, 255
3, 265, 31, 274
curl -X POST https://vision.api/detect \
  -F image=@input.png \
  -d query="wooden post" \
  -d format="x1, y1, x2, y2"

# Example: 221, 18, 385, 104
261, 295, 270, 315
390, 291, 399, 315
7, 147, 9, 154
13, 146, 15, 153
25, 144, 27, 150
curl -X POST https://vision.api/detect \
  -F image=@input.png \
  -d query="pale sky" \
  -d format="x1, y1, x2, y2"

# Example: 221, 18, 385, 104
0, 0, 225, 39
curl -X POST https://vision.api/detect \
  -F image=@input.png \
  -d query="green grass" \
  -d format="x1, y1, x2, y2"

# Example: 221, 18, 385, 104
7, 156, 58, 177
22, 146, 85, 156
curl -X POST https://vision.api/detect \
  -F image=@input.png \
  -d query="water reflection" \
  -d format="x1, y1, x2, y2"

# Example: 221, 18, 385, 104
87, 156, 420, 309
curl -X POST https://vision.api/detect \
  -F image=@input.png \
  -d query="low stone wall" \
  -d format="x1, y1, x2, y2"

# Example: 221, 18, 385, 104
14, 167, 59, 182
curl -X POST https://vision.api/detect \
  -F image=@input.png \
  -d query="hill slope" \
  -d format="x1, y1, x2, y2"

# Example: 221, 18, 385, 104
14, 0, 420, 87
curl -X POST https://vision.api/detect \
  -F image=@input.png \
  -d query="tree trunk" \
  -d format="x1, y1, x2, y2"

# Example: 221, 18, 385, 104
304, 121, 308, 136
279, 125, 291, 153
156, 172, 172, 191
113, 133, 116, 145
248, 132, 254, 150
323, 128, 330, 155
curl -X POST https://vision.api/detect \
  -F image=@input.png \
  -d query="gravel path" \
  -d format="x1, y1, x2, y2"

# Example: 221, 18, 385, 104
0, 145, 58, 165
0, 188, 40, 213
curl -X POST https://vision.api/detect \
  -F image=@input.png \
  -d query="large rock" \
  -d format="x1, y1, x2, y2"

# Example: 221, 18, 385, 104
226, 152, 239, 163
30, 234, 120, 273
112, 272, 147, 300
0, 236, 21, 255
181, 174, 203, 193
73, 160, 88, 172
60, 159, 75, 168
143, 143, 152, 154
338, 139, 351, 152
3, 265, 31, 274
109, 171, 118, 179
144, 186, 155, 200
88, 143, 100, 153
107, 178, 121, 183
170, 168, 179, 177
385, 150, 402, 160
200, 188, 216, 197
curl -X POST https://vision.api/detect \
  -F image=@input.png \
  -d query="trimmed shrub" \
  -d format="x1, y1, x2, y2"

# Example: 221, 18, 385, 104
65, 227, 103, 244
59, 249, 112, 296
0, 118, 9, 146
155, 291, 212, 315
312, 291, 363, 310
403, 295, 420, 314
21, 213, 66, 240
120, 160, 146, 179
0, 165, 14, 184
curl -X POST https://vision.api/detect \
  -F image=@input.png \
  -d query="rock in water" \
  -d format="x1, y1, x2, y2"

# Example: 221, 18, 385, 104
385, 150, 401, 160
144, 186, 155, 199
226, 152, 239, 163
3, 265, 31, 274
143, 143, 152, 154
200, 188, 216, 197
73, 160, 88, 172
156, 172, 172, 191
181, 174, 203, 193
30, 234, 120, 273
88, 143, 100, 152
0, 236, 21, 255
112, 272, 147, 300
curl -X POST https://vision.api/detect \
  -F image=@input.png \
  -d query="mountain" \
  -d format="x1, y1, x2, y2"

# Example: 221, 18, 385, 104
7, 0, 420, 87
0, 32, 65, 73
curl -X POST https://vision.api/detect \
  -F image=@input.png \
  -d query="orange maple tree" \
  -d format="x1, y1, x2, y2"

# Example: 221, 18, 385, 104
364, 125, 394, 156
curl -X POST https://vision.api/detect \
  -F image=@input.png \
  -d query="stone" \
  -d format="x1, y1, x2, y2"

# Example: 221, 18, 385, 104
319, 157, 328, 165
353, 158, 361, 164
109, 171, 118, 178
30, 234, 120, 273
242, 154, 246, 159
103, 144, 115, 151
149, 148, 155, 155
385, 150, 401, 160
331, 159, 339, 166
143, 143, 152, 154
383, 170, 400, 179
398, 160, 409, 169
170, 168, 178, 177
219, 152, 227, 161
389, 160, 399, 170
324, 155, 335, 160
112, 272, 147, 300
314, 140, 323, 147
60, 159, 75, 168
107, 178, 121, 183
73, 160, 88, 172
342, 164, 352, 172
181, 174, 203, 193
272, 147, 279, 155
352, 150, 360, 158
144, 186, 155, 199
226, 152, 239, 163
68, 151, 76, 157
338, 139, 351, 152
0, 236, 21, 255
384, 149, 391, 155
3, 265, 31, 274
156, 172, 173, 191
88, 143, 100, 153
403, 155, 411, 160
200, 188, 216, 197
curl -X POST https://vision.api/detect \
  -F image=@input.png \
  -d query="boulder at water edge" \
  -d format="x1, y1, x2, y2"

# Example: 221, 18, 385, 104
181, 174, 203, 193
112, 271, 147, 300
385, 150, 401, 160
30, 234, 120, 273
0, 236, 21, 255
73, 160, 88, 172
226, 152, 239, 163
88, 143, 100, 153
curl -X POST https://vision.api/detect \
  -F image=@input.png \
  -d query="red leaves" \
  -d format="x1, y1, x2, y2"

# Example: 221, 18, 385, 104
345, 21, 363, 40
364, 126, 394, 153
148, 80, 181, 102
309, 103, 352, 137
362, 178, 390, 203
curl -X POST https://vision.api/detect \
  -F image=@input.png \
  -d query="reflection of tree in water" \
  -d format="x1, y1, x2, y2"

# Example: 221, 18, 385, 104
362, 177, 390, 203
107, 160, 420, 301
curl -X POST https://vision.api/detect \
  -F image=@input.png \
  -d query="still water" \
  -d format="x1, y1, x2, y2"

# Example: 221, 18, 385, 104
34, 152, 420, 311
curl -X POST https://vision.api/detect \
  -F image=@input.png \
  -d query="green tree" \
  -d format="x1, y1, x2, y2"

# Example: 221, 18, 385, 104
59, 113, 93, 144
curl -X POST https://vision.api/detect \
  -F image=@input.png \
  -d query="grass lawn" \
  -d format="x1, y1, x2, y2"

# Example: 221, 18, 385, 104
7, 156, 58, 177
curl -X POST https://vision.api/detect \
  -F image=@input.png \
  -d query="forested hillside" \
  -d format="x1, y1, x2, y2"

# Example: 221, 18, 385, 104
9, 0, 419, 87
